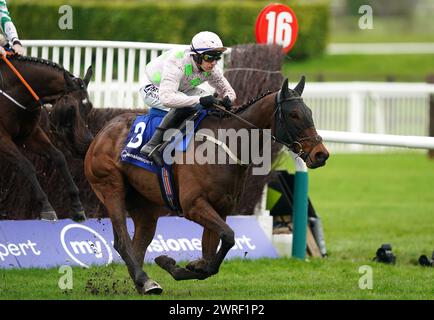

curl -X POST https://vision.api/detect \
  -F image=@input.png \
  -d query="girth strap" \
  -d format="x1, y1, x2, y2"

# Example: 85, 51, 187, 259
157, 165, 183, 216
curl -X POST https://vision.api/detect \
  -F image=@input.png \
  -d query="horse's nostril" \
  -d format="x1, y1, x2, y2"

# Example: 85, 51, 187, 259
316, 151, 329, 163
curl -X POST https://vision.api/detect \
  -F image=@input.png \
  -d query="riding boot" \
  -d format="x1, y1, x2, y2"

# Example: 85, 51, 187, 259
140, 107, 195, 166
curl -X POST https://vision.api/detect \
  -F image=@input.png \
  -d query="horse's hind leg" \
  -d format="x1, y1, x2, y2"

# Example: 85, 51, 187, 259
88, 174, 150, 294
25, 127, 85, 221
107, 196, 151, 294
0, 128, 57, 220
129, 205, 163, 294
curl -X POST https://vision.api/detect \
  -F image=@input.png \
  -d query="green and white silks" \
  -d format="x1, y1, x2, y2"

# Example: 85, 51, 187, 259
141, 47, 236, 111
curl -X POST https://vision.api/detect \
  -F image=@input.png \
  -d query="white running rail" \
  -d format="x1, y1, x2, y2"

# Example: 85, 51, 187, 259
328, 42, 434, 55
319, 130, 434, 149
21, 40, 190, 109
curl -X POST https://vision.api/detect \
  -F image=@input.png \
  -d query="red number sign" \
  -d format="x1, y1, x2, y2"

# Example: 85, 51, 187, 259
255, 3, 299, 54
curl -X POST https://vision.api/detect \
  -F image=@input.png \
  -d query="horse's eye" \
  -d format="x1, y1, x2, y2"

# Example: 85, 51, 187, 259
289, 111, 300, 119
82, 98, 88, 105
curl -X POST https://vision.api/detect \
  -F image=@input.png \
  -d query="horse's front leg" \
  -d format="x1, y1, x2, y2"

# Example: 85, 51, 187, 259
129, 206, 163, 294
187, 199, 234, 276
155, 207, 233, 280
186, 228, 221, 274
26, 126, 85, 221
0, 127, 57, 220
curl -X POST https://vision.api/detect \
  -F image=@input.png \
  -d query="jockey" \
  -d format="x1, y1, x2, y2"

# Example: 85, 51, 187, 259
139, 31, 236, 166
0, 1, 24, 56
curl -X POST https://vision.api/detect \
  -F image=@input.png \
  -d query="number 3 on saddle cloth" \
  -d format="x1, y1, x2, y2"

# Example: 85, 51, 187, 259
120, 108, 208, 215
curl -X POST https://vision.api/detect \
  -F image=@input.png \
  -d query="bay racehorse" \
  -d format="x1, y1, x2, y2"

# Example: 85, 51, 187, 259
0, 54, 93, 221
84, 77, 329, 294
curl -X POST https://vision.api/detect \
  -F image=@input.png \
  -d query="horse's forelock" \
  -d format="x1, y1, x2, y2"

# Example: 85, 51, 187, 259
283, 96, 315, 134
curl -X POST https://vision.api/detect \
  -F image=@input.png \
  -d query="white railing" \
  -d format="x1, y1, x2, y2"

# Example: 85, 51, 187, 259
328, 42, 434, 55
21, 40, 434, 153
295, 82, 434, 152
319, 130, 434, 149
22, 40, 191, 108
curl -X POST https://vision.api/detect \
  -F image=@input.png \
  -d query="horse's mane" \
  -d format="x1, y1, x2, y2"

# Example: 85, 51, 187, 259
234, 91, 274, 114
8, 54, 73, 77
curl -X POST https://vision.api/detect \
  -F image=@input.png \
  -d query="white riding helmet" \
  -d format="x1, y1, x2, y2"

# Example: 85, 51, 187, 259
190, 31, 227, 54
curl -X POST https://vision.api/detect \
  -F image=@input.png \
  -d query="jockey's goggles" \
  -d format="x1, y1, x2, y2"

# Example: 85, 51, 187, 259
201, 51, 222, 62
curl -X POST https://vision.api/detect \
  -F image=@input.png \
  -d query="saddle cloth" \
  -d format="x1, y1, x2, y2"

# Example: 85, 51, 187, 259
120, 108, 207, 213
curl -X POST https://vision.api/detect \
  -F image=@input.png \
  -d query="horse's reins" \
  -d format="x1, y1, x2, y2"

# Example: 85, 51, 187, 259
0, 53, 43, 110
212, 96, 322, 162
213, 103, 287, 145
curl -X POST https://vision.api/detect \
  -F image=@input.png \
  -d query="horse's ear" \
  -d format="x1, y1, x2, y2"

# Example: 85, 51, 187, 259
64, 71, 76, 90
83, 66, 93, 88
294, 75, 306, 96
281, 78, 290, 98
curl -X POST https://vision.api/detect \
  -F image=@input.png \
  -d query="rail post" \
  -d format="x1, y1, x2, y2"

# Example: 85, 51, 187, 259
290, 152, 308, 259
427, 74, 434, 159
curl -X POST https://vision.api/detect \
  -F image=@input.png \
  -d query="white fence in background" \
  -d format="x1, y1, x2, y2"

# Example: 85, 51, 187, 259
299, 82, 434, 152
21, 40, 190, 109
327, 42, 434, 55
319, 130, 434, 149
22, 40, 434, 153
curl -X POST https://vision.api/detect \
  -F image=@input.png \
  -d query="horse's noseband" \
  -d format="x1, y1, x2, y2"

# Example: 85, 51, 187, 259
289, 135, 323, 159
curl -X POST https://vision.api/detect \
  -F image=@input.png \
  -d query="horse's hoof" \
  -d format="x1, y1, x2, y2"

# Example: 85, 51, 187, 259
155, 255, 176, 269
144, 279, 163, 295
72, 210, 86, 222
40, 210, 58, 221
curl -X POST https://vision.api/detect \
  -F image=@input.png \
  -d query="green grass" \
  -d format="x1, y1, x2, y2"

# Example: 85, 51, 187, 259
308, 152, 434, 262
1, 257, 433, 300
283, 54, 434, 82
1, 152, 434, 299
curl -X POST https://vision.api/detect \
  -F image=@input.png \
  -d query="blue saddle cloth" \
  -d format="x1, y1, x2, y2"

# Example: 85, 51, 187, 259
120, 108, 207, 173
120, 108, 207, 214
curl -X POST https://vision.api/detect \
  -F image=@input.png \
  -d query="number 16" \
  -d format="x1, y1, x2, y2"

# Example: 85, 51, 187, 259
265, 11, 293, 48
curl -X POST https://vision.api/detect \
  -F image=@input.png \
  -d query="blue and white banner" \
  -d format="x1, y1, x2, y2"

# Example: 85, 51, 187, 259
0, 216, 278, 269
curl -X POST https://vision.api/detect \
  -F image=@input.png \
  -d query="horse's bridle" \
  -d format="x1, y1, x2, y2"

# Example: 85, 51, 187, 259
275, 93, 323, 162
212, 91, 323, 165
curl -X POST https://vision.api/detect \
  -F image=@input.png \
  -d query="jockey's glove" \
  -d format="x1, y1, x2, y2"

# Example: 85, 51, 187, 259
221, 96, 232, 110
199, 95, 220, 109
